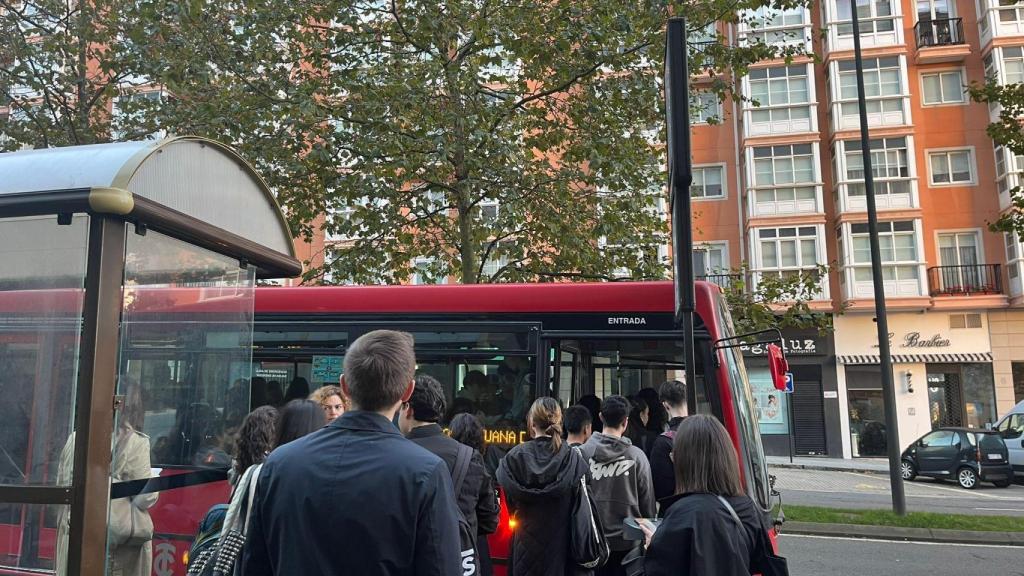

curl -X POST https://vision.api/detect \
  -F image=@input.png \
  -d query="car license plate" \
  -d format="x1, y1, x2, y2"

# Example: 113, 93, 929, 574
987, 454, 1003, 460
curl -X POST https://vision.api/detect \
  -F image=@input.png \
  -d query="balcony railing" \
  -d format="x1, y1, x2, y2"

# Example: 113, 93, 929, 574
927, 264, 1003, 296
914, 18, 965, 48
697, 274, 742, 289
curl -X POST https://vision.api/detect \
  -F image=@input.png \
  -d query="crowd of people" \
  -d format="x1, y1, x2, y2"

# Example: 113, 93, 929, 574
189, 330, 779, 576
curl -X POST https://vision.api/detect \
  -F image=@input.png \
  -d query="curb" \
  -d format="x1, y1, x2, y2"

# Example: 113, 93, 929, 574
769, 462, 888, 475
783, 521, 1024, 546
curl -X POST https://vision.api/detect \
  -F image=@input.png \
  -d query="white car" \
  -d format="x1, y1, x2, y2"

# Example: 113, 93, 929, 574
994, 400, 1024, 480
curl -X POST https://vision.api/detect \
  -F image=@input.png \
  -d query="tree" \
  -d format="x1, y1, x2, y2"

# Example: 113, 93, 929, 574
720, 265, 835, 335
107, 0, 811, 284
969, 80, 1024, 236
0, 0, 143, 150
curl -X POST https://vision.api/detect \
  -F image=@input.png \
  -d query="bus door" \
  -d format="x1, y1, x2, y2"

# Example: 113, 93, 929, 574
546, 333, 719, 428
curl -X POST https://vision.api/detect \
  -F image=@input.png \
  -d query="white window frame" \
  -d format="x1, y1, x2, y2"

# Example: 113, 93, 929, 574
994, 143, 1024, 210
977, 0, 1024, 42
919, 68, 966, 106
839, 219, 926, 298
829, 56, 911, 132
927, 147, 977, 186
694, 241, 730, 276
750, 225, 830, 299
742, 63, 817, 136
823, 0, 903, 51
1006, 232, 1024, 295
692, 92, 721, 124
691, 164, 727, 200
410, 257, 449, 285
745, 143, 823, 216
832, 136, 917, 212
738, 5, 813, 50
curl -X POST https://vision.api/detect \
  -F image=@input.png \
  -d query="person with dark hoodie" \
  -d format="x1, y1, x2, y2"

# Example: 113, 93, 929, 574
497, 397, 590, 576
578, 395, 656, 576
650, 380, 687, 502
641, 414, 771, 576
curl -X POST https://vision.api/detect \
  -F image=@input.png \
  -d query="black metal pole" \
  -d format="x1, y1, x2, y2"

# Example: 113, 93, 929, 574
851, 1, 907, 515
665, 18, 697, 413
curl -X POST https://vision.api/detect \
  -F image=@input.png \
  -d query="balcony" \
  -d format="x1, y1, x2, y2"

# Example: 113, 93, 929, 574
914, 18, 971, 64
927, 264, 1003, 296
697, 274, 742, 289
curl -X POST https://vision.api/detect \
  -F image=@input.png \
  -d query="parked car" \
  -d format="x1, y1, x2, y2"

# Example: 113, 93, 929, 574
901, 428, 1013, 489
994, 400, 1024, 480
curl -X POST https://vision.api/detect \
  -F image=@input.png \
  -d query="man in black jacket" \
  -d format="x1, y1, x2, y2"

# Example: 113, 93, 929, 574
399, 374, 500, 542
241, 330, 462, 576
650, 380, 687, 502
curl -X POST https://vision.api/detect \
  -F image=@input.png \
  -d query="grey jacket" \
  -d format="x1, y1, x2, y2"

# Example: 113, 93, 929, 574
577, 432, 656, 551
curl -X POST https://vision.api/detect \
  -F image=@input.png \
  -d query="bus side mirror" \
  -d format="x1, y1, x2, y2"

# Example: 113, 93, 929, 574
767, 344, 789, 391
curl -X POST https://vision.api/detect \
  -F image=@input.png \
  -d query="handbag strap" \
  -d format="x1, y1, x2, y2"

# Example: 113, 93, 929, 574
452, 444, 473, 497
241, 463, 263, 535
716, 495, 743, 528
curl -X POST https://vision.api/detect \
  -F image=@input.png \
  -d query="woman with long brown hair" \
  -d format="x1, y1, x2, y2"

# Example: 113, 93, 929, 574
641, 414, 771, 576
496, 397, 589, 576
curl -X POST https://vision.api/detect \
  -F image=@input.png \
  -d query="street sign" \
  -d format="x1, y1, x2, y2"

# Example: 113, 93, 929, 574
784, 372, 794, 393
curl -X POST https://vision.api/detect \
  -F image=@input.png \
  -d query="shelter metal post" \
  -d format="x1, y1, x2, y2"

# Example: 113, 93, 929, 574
68, 215, 126, 575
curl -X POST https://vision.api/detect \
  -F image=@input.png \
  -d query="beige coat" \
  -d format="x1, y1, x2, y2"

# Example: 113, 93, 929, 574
54, 428, 158, 576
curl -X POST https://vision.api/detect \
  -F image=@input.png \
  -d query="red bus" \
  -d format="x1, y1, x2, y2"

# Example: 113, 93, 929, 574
0, 280, 779, 575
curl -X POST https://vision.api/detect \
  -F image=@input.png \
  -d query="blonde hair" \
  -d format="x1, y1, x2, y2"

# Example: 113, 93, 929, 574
310, 385, 346, 408
527, 397, 563, 453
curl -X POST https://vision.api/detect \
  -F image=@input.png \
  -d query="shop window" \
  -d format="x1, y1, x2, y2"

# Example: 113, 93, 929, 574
1013, 362, 1024, 403
846, 365, 888, 457
749, 368, 789, 435
927, 363, 997, 429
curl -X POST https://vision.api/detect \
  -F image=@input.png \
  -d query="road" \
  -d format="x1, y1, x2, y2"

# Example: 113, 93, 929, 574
772, 467, 1024, 516
781, 534, 1024, 575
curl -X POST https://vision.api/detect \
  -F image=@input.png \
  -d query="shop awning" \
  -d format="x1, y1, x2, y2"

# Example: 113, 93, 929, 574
837, 353, 993, 364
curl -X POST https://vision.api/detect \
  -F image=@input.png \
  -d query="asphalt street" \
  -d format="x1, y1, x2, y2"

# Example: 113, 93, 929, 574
772, 467, 1024, 516
781, 534, 1024, 575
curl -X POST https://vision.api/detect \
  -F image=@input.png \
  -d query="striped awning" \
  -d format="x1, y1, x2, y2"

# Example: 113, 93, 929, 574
837, 353, 993, 364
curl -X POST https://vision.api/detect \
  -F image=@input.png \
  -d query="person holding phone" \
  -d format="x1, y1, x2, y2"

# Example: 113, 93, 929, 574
640, 415, 771, 576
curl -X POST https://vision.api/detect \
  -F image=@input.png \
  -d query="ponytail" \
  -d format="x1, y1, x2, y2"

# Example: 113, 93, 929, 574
528, 397, 564, 454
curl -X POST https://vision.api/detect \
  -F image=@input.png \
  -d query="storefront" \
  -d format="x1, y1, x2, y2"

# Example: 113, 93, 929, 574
986, 310, 1024, 415
835, 312, 997, 458
742, 327, 842, 458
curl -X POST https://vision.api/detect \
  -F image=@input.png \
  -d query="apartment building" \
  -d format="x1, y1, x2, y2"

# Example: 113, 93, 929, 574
691, 0, 1024, 458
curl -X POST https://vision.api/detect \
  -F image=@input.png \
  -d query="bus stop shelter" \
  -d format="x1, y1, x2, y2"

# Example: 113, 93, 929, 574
0, 137, 300, 575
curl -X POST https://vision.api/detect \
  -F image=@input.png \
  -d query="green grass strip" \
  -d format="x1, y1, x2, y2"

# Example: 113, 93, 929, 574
784, 504, 1024, 533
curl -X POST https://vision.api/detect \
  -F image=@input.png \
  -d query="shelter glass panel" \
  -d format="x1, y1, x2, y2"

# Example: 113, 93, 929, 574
0, 215, 89, 572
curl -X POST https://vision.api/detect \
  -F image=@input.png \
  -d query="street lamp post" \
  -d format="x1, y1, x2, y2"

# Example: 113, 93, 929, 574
850, 0, 907, 515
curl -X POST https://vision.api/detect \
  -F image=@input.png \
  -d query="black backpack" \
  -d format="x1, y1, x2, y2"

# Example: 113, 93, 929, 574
451, 443, 479, 576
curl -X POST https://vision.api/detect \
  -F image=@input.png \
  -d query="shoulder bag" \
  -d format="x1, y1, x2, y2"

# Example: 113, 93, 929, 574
716, 496, 790, 576
569, 446, 610, 570
108, 434, 154, 548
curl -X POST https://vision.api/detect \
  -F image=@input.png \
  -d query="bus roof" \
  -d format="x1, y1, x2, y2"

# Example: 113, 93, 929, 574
255, 281, 721, 314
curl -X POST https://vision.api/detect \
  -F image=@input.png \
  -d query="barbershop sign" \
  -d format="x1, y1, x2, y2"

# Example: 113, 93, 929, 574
873, 332, 951, 349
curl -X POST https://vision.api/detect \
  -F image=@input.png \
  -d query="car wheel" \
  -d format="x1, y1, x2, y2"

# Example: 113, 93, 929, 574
900, 460, 917, 481
994, 479, 1012, 488
957, 467, 978, 489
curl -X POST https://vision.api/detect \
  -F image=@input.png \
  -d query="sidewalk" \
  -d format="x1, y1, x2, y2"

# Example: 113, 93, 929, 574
768, 455, 888, 474
784, 521, 1024, 546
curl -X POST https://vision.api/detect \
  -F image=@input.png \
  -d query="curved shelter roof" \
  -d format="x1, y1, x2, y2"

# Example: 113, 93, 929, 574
0, 137, 300, 278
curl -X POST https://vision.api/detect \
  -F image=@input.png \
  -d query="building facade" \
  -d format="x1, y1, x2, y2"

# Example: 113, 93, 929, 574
686, 0, 1024, 456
